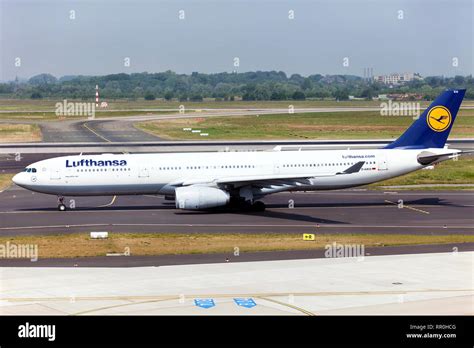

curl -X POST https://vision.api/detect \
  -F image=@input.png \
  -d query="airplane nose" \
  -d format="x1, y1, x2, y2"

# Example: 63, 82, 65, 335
12, 173, 25, 186
12, 173, 20, 185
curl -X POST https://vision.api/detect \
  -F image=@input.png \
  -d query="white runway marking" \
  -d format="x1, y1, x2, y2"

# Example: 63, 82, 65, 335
384, 199, 430, 215
97, 195, 117, 208
0, 223, 472, 231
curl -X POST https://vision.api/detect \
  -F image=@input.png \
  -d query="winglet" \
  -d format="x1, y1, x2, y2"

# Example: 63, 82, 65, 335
338, 161, 365, 174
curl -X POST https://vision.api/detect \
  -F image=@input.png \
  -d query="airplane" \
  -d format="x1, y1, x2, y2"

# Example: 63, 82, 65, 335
12, 89, 469, 212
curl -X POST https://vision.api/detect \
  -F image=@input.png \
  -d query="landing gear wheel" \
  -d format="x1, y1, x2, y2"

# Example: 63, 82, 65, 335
252, 201, 266, 212
57, 196, 66, 211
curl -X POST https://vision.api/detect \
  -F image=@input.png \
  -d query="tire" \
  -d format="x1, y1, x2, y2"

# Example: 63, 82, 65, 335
252, 201, 266, 212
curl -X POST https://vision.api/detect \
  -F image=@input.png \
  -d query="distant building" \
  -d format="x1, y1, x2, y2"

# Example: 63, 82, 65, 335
374, 72, 422, 85
386, 93, 423, 101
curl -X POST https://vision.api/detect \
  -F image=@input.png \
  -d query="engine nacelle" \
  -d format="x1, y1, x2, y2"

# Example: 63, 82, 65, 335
175, 186, 230, 210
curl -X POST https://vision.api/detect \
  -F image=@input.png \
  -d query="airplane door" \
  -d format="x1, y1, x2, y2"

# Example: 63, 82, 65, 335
50, 168, 61, 180
377, 155, 388, 171
274, 161, 281, 174
139, 167, 149, 178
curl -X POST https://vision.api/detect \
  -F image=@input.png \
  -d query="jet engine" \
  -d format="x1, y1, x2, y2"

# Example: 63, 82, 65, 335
175, 186, 230, 210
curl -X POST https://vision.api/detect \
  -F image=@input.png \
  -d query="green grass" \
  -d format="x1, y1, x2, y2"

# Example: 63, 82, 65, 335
0, 110, 179, 121
0, 98, 439, 111
136, 109, 474, 140
0, 123, 42, 142
375, 186, 474, 191
0, 233, 472, 258
0, 174, 14, 191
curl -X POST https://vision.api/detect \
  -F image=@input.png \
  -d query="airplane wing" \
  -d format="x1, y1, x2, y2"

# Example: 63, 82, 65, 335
417, 150, 473, 165
216, 161, 365, 185
170, 161, 365, 187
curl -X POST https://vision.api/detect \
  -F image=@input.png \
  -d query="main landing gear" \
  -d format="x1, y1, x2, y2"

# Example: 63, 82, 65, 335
57, 196, 66, 211
232, 199, 266, 212
251, 201, 266, 212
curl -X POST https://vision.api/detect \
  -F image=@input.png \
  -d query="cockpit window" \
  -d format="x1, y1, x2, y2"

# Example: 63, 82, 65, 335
23, 168, 37, 173
31, 168, 37, 173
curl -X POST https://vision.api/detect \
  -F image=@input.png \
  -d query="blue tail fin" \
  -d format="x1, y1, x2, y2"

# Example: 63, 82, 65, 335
384, 89, 466, 149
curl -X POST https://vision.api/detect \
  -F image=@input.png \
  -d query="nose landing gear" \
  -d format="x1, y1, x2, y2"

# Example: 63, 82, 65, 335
57, 196, 66, 211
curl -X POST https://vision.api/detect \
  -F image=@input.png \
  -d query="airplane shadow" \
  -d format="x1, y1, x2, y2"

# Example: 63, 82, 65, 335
18, 204, 345, 225
265, 197, 460, 209
17, 204, 177, 212
16, 197, 461, 223
175, 207, 347, 225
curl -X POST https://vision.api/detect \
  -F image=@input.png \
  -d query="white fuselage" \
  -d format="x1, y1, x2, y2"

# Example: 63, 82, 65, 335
12, 148, 448, 199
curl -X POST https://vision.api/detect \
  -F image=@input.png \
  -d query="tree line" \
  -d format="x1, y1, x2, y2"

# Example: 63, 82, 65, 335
0, 71, 473, 101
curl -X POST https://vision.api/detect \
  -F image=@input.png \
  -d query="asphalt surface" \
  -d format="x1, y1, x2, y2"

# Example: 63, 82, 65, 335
0, 153, 72, 174
0, 185, 472, 236
40, 119, 161, 143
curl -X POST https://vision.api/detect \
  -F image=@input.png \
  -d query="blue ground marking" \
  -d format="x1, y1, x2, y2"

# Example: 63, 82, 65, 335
194, 298, 216, 309
234, 298, 257, 308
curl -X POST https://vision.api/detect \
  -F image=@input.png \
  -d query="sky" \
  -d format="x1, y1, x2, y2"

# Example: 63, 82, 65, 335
0, 0, 472, 81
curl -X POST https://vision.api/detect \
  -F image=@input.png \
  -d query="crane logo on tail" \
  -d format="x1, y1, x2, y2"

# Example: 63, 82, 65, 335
427, 106, 452, 132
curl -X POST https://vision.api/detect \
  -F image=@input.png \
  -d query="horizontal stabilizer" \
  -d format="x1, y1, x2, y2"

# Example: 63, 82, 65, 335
417, 150, 472, 165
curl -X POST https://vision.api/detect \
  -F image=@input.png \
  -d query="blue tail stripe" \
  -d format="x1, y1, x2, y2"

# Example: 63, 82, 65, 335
384, 89, 466, 149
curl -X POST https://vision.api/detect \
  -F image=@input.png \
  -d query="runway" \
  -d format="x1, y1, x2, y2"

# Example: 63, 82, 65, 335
39, 119, 162, 143
1, 184, 472, 236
